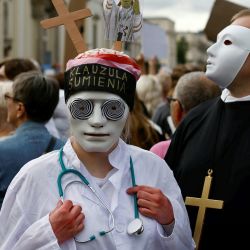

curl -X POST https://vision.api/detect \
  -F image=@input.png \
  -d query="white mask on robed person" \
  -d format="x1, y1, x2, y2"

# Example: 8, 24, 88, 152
206, 25, 250, 88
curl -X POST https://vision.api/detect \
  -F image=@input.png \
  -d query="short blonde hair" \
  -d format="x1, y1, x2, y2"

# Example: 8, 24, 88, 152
231, 9, 250, 22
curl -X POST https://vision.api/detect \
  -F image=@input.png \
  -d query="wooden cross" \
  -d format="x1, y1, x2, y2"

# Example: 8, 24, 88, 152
185, 169, 224, 250
40, 0, 92, 53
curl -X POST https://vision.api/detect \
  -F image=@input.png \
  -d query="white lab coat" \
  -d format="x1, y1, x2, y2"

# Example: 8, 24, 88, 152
0, 138, 195, 250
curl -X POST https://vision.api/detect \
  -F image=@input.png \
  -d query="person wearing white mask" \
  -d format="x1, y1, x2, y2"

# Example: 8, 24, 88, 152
165, 9, 250, 250
0, 48, 194, 250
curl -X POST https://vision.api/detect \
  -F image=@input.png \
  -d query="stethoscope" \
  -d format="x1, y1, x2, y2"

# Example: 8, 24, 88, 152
57, 147, 144, 243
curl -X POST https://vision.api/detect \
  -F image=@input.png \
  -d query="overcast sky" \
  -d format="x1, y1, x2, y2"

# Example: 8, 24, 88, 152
142, 0, 250, 32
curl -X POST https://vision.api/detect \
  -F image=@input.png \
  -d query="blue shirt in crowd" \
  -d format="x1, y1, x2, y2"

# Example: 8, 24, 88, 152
0, 121, 65, 207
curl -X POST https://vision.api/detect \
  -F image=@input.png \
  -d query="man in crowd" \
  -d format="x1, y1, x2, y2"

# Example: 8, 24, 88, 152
165, 9, 250, 250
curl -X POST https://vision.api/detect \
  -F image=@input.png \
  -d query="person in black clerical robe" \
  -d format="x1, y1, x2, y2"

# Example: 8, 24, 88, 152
165, 9, 250, 250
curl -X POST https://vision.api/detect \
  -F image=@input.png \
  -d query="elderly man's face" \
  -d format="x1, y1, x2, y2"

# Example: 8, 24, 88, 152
121, 0, 132, 8
67, 91, 129, 153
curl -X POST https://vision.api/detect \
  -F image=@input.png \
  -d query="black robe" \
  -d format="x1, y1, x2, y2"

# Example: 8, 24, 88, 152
165, 97, 250, 250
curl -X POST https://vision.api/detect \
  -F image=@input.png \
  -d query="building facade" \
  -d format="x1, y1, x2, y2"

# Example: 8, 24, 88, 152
0, 1, 209, 71
0, 0, 113, 70
144, 17, 176, 69
177, 31, 212, 68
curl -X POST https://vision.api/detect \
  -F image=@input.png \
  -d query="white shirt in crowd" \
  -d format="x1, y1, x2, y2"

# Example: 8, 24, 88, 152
0, 139, 195, 250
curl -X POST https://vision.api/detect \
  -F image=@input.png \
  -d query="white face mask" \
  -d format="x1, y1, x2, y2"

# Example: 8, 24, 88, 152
206, 25, 250, 88
67, 91, 129, 153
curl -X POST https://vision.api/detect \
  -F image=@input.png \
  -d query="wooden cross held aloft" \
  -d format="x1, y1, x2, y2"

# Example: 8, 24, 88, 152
185, 169, 224, 250
40, 0, 92, 53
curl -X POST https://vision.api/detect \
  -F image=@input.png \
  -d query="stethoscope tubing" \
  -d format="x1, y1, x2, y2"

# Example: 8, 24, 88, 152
63, 180, 115, 236
57, 147, 143, 239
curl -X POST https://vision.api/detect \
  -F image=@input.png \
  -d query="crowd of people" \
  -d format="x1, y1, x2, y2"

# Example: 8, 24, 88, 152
0, 7, 249, 250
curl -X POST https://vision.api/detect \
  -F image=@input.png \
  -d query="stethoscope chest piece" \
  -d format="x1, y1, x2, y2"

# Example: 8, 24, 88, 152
127, 218, 144, 235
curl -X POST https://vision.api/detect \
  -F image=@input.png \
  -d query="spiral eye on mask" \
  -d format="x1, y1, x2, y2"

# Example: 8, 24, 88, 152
101, 99, 125, 121
69, 99, 93, 120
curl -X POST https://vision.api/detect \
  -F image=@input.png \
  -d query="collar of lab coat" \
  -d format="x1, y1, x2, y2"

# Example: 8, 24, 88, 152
62, 137, 130, 171
61, 138, 131, 210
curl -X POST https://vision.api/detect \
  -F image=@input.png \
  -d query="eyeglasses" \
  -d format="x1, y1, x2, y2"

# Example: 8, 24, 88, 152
167, 96, 179, 104
4, 93, 20, 102
167, 96, 184, 110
